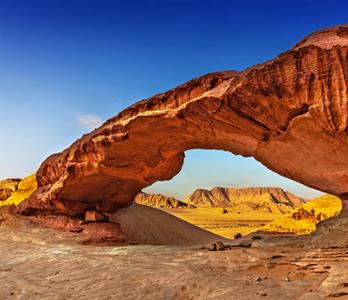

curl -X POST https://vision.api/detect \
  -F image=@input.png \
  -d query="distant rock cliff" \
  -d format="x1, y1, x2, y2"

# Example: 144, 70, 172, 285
263, 194, 342, 234
185, 187, 304, 214
134, 192, 188, 208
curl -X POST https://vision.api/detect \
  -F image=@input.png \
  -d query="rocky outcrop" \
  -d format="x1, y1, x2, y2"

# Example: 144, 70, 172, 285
263, 194, 342, 234
0, 179, 21, 201
306, 199, 348, 247
134, 192, 188, 208
17, 24, 348, 217
185, 187, 303, 214
0, 176, 36, 205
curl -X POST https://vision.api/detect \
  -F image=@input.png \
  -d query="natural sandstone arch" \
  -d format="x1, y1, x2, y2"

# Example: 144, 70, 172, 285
18, 24, 348, 217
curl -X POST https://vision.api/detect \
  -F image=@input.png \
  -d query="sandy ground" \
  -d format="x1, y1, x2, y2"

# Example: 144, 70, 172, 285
1, 225, 348, 299
1, 205, 348, 299
111, 204, 229, 245
160, 207, 281, 238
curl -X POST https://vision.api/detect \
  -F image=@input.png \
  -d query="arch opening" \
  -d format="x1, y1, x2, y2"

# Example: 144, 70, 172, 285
137, 149, 336, 238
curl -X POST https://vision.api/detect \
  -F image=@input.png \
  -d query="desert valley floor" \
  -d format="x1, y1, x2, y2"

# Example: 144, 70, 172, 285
1, 203, 348, 300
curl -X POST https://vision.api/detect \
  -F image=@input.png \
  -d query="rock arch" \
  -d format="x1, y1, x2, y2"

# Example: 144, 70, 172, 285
18, 24, 348, 216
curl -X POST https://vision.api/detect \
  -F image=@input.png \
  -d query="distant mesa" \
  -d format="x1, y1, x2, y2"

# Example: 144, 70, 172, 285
135, 187, 304, 215
185, 187, 304, 214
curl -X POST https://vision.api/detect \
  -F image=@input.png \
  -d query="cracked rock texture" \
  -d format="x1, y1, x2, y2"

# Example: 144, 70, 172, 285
17, 24, 348, 216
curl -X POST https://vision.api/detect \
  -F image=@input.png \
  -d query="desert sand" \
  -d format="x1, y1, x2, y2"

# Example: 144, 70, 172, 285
160, 206, 278, 238
110, 203, 229, 245
1, 209, 348, 299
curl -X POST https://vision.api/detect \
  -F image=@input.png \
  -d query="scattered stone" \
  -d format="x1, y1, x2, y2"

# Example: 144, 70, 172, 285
206, 241, 224, 251
255, 276, 261, 282
271, 255, 284, 259
256, 292, 268, 296
206, 243, 216, 251
221, 208, 228, 214
239, 241, 252, 248
85, 210, 108, 223
70, 227, 83, 233
234, 233, 242, 239
78, 220, 88, 225
215, 241, 224, 251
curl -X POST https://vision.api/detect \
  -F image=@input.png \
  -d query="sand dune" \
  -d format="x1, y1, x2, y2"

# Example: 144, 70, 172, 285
110, 203, 229, 245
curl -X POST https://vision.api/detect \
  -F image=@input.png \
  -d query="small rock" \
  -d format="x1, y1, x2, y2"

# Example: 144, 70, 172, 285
85, 210, 107, 223
70, 227, 83, 233
256, 292, 268, 296
255, 276, 261, 282
285, 276, 290, 281
239, 241, 252, 248
215, 241, 224, 251
234, 233, 242, 239
206, 243, 216, 251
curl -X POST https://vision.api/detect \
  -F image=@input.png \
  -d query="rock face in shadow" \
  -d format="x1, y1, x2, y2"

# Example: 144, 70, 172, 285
185, 187, 303, 213
17, 24, 348, 217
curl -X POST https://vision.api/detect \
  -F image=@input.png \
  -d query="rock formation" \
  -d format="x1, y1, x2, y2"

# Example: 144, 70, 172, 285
0, 175, 36, 206
185, 187, 303, 214
134, 192, 188, 208
17, 24, 348, 217
263, 194, 342, 234
0, 179, 21, 201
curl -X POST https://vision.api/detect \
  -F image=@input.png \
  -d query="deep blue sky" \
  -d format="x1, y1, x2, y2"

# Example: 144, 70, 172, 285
1, 0, 347, 199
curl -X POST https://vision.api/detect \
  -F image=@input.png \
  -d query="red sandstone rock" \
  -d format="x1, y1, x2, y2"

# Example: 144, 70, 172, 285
17, 24, 348, 217
85, 210, 107, 223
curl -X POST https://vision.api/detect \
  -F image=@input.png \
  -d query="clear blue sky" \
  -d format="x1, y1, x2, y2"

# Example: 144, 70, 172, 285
1, 0, 346, 199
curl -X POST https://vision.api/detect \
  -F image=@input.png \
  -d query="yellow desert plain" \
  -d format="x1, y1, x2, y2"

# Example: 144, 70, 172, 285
161, 195, 342, 239
160, 207, 277, 238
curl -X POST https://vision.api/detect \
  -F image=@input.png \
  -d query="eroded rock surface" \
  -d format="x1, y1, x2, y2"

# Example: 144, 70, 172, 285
17, 24, 348, 217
